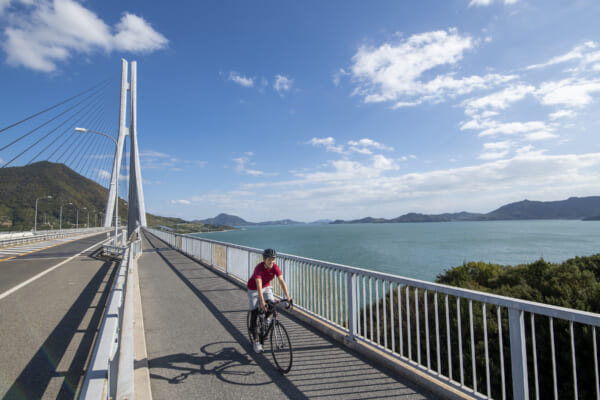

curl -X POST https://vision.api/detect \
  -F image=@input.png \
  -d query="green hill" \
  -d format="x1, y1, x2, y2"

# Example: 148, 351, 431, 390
0, 161, 231, 233
0, 161, 118, 231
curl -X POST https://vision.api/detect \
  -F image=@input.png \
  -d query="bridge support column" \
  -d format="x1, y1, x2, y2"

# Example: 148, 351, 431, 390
104, 59, 129, 228
128, 61, 147, 237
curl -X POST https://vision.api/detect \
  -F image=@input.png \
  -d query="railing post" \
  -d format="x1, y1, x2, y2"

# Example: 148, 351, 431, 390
283, 258, 291, 300
226, 246, 230, 275
248, 251, 252, 281
508, 308, 529, 400
347, 272, 357, 341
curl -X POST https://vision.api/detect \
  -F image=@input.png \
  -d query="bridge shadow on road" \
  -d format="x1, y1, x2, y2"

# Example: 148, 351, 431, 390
3, 248, 118, 400
141, 232, 438, 400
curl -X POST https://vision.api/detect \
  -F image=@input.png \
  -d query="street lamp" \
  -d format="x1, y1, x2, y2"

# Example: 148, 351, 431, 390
75, 127, 119, 244
60, 202, 73, 230
83, 207, 89, 228
34, 195, 52, 233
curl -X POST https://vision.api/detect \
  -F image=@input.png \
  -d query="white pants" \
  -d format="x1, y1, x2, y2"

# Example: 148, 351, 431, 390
248, 286, 274, 310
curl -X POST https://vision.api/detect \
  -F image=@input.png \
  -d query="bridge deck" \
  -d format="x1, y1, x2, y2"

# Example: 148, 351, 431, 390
139, 232, 441, 400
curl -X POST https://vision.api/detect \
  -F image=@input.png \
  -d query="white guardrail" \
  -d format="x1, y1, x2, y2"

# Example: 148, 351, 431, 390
79, 231, 142, 400
145, 228, 600, 400
0, 227, 110, 248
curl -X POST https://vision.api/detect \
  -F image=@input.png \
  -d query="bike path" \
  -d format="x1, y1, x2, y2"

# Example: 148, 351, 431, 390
139, 232, 441, 400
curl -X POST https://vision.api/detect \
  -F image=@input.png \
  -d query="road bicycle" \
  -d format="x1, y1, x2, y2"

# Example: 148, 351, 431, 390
247, 299, 293, 373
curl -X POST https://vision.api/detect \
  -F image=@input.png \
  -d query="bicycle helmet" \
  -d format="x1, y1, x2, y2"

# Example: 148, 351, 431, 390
262, 248, 277, 258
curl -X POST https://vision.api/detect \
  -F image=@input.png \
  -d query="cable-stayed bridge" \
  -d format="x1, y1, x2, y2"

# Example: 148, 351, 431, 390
1, 61, 599, 400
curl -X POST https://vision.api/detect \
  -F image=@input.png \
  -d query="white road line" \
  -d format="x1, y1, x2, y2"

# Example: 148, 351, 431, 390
0, 238, 110, 301
0, 234, 103, 259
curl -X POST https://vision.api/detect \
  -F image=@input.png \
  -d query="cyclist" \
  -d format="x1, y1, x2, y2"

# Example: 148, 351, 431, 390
247, 248, 292, 353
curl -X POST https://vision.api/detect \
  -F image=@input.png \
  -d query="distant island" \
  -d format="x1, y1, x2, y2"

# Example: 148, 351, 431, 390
331, 196, 600, 224
196, 213, 308, 227
199, 196, 600, 227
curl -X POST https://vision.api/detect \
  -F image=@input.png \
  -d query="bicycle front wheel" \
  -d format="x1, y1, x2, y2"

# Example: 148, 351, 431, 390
270, 321, 292, 373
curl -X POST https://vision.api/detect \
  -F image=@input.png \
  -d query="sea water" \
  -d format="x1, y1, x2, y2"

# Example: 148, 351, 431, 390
192, 220, 599, 282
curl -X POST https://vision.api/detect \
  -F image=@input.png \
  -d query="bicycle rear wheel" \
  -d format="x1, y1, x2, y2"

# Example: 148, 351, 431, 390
270, 321, 292, 373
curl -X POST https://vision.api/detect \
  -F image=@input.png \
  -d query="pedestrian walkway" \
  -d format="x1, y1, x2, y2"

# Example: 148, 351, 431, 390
138, 231, 441, 400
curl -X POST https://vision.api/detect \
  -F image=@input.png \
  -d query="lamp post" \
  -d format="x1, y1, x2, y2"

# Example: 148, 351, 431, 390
83, 207, 89, 228
34, 195, 52, 233
75, 127, 119, 245
60, 202, 73, 230
76, 207, 79, 229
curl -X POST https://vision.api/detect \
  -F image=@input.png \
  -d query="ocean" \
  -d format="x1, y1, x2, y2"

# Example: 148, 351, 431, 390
191, 220, 599, 282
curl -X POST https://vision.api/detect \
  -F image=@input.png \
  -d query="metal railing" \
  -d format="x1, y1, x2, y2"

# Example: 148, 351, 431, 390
0, 227, 110, 249
79, 232, 142, 400
145, 228, 600, 400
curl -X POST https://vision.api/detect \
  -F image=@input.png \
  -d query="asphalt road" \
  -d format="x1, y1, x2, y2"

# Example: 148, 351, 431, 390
0, 232, 118, 399
139, 231, 441, 400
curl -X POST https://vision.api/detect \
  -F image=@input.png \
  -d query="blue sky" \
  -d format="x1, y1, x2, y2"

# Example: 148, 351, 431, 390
1, 0, 600, 222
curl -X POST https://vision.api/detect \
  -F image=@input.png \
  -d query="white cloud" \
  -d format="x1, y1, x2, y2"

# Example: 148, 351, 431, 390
469, 0, 519, 6
233, 152, 277, 177
526, 41, 599, 71
170, 199, 191, 205
112, 13, 168, 53
524, 131, 558, 141
333, 68, 348, 86
228, 71, 254, 87
140, 149, 204, 171
95, 168, 111, 180
536, 78, 600, 108
196, 152, 600, 220
479, 150, 508, 160
308, 137, 394, 155
372, 154, 399, 170
549, 110, 576, 120
1, 0, 167, 72
349, 28, 516, 108
0, 0, 11, 14
141, 150, 170, 158
477, 121, 550, 137
274, 74, 293, 93
307, 137, 345, 153
348, 138, 394, 152
463, 84, 535, 114
479, 140, 512, 160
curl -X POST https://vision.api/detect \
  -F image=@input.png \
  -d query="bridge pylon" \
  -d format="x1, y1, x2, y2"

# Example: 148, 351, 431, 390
103, 59, 147, 237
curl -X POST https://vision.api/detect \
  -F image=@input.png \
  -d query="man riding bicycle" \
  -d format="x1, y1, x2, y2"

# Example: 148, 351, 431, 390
247, 248, 292, 353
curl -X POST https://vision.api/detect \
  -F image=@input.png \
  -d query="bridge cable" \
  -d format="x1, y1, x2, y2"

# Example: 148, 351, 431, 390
26, 95, 106, 165
73, 112, 111, 172
50, 96, 111, 163
6, 94, 107, 167
0, 78, 111, 135
64, 104, 108, 167
0, 82, 111, 154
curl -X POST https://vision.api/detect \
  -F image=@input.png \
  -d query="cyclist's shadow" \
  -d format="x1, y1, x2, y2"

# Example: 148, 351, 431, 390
149, 341, 271, 386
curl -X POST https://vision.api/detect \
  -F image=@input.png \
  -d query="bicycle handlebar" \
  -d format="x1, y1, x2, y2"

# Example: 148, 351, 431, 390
263, 298, 293, 311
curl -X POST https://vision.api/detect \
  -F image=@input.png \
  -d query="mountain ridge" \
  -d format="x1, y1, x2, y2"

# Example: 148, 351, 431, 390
198, 196, 600, 226
332, 196, 600, 224
197, 213, 305, 226
0, 161, 231, 233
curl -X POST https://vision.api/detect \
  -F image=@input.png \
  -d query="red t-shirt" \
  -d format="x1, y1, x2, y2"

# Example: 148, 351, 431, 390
247, 262, 282, 290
